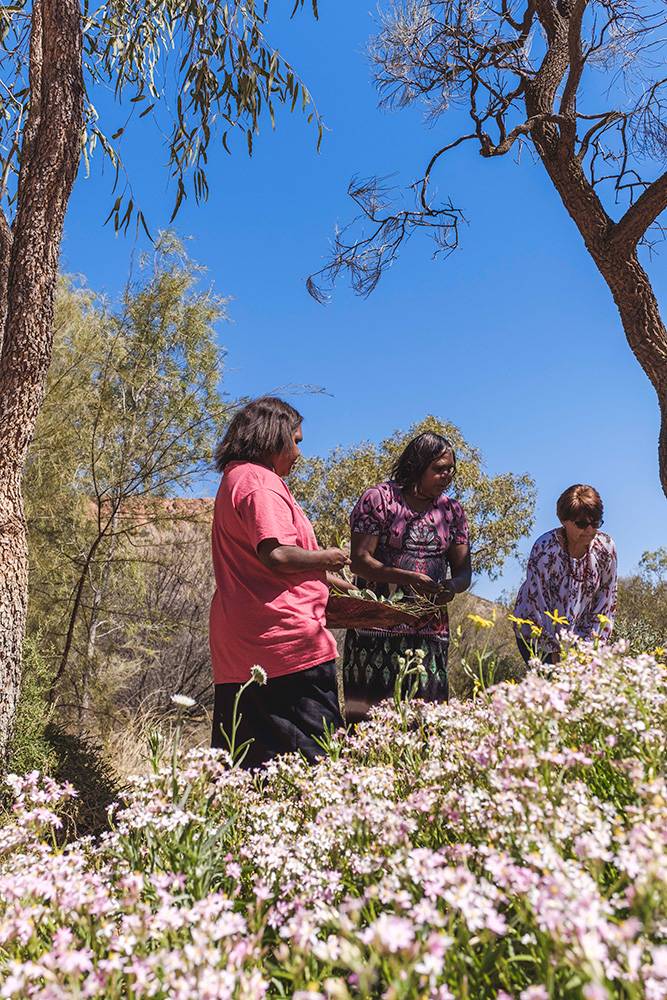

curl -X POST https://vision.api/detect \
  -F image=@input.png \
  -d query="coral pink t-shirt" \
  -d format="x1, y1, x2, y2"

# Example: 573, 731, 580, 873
209, 461, 337, 684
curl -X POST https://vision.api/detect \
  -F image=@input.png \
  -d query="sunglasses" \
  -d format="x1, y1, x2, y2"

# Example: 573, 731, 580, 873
573, 517, 603, 530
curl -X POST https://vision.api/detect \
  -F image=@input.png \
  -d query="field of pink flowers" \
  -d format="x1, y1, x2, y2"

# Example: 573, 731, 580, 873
0, 638, 666, 999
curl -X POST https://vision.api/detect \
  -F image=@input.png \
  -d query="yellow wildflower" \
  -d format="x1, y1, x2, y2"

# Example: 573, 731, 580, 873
507, 614, 533, 627
596, 613, 611, 626
545, 609, 569, 626
467, 613, 495, 629
529, 624, 543, 638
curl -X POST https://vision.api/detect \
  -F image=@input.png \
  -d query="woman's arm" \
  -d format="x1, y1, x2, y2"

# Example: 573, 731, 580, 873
350, 532, 441, 595
438, 542, 472, 603
515, 541, 561, 654
326, 572, 356, 592
257, 539, 350, 574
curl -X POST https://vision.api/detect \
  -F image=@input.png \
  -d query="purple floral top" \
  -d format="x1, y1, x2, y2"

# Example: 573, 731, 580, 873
350, 481, 469, 638
513, 529, 617, 655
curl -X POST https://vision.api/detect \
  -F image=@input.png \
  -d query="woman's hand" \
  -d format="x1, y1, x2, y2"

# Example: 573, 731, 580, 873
320, 547, 351, 570
435, 581, 456, 604
404, 571, 442, 596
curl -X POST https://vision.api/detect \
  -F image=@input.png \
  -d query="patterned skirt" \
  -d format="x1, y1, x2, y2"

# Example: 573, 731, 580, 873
342, 630, 449, 725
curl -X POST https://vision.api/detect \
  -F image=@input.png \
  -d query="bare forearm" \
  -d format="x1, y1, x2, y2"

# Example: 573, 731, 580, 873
444, 544, 472, 598
326, 572, 355, 592
350, 554, 415, 588
448, 570, 471, 594
258, 541, 349, 575
263, 544, 330, 573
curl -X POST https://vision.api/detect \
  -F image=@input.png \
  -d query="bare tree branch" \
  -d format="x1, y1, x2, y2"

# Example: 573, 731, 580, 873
311, 0, 667, 495
308, 175, 463, 301
612, 171, 667, 250
559, 0, 587, 122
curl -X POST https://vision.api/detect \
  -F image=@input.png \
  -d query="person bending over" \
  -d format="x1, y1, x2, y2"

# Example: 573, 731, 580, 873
513, 484, 617, 664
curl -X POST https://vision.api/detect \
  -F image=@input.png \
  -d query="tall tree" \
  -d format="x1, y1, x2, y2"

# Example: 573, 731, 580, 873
0, 1, 319, 759
309, 1, 667, 500
291, 415, 536, 579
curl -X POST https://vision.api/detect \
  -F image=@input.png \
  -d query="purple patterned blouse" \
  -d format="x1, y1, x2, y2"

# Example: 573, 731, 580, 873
350, 481, 469, 638
513, 528, 618, 655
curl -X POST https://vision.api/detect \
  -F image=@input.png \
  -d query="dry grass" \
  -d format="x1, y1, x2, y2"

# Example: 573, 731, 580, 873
101, 712, 211, 784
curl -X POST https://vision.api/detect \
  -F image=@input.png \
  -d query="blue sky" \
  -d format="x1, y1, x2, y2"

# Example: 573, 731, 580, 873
62, 3, 666, 601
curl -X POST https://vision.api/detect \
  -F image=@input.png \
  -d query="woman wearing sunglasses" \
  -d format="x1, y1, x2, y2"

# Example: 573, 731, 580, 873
342, 432, 472, 723
513, 484, 617, 664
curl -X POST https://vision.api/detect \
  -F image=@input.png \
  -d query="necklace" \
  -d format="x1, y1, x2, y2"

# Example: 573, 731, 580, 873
561, 528, 590, 584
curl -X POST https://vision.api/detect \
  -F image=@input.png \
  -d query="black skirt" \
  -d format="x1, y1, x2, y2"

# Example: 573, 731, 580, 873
211, 659, 343, 769
342, 630, 449, 725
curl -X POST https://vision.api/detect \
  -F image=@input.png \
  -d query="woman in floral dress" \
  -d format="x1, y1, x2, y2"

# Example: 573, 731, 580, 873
342, 432, 472, 724
513, 484, 617, 664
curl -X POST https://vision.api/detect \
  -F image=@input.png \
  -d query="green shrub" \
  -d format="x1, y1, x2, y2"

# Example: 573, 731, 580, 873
613, 614, 665, 656
5, 636, 120, 836
7, 635, 57, 778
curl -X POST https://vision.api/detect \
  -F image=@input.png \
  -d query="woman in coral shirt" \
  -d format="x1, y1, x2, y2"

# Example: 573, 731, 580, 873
209, 396, 349, 767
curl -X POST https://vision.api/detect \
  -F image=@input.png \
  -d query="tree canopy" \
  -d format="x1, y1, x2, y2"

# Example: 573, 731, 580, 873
0, 1, 321, 234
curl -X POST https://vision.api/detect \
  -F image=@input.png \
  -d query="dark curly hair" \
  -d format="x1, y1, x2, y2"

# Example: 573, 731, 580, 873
391, 432, 456, 489
214, 396, 303, 472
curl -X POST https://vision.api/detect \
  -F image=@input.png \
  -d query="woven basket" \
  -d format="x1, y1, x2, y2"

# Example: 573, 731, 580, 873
325, 593, 434, 630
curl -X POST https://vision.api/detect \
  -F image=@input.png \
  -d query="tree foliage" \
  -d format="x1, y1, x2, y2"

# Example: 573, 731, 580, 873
0, 1, 321, 231
638, 547, 667, 588
24, 235, 227, 728
290, 415, 535, 579
615, 547, 667, 654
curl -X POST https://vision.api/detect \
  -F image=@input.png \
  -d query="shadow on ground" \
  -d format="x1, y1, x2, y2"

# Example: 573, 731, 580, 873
44, 724, 121, 838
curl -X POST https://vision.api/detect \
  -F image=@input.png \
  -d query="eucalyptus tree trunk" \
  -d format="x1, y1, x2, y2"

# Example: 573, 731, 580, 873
598, 256, 667, 495
537, 142, 667, 497
0, 0, 84, 763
